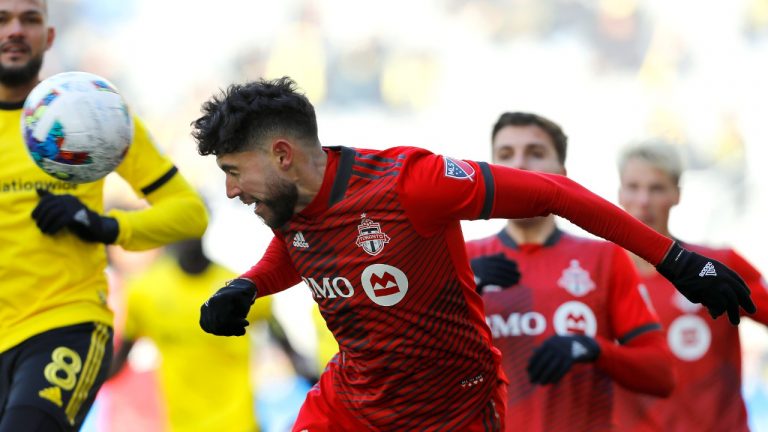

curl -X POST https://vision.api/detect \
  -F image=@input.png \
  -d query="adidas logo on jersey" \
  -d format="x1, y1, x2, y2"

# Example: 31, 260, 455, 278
293, 232, 309, 248
39, 386, 63, 407
699, 262, 717, 277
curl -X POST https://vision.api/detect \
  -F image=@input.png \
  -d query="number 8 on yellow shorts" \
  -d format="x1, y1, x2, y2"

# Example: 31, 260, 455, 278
0, 323, 113, 431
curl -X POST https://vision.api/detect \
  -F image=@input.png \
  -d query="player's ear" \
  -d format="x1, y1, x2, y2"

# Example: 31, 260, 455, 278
672, 185, 681, 206
46, 27, 55, 50
271, 139, 293, 170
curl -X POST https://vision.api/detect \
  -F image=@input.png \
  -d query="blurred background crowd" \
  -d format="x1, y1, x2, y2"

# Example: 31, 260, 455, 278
38, 0, 768, 430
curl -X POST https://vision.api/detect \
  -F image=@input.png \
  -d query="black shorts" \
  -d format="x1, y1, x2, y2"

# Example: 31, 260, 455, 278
0, 322, 113, 431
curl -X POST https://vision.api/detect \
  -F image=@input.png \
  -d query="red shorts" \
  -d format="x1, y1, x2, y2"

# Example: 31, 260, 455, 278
292, 358, 507, 432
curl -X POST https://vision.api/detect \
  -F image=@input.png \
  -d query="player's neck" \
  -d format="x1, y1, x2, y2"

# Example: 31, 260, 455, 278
0, 81, 38, 105
506, 215, 557, 245
294, 145, 328, 212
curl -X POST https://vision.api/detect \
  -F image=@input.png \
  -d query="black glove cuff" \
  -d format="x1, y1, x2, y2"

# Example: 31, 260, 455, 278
656, 241, 685, 279
101, 217, 119, 244
227, 278, 257, 303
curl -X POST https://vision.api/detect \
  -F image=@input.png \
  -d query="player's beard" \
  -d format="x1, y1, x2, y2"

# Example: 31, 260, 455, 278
259, 176, 299, 230
0, 53, 44, 87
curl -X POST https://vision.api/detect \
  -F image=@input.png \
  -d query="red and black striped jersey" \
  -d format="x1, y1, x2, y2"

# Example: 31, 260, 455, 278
243, 145, 676, 430
614, 243, 768, 432
466, 229, 660, 432
257, 146, 501, 430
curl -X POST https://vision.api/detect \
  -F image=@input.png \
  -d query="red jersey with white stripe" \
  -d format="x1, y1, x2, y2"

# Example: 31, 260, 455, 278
243, 146, 675, 431
614, 242, 768, 432
466, 229, 660, 432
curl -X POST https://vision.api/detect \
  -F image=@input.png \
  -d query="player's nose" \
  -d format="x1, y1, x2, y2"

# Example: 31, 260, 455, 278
507, 155, 529, 171
224, 177, 241, 200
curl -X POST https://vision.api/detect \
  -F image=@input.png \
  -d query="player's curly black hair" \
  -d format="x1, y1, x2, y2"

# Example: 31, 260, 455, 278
491, 112, 568, 165
192, 76, 319, 156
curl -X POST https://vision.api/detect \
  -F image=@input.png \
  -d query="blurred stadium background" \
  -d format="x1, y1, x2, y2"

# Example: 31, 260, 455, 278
42, 0, 768, 430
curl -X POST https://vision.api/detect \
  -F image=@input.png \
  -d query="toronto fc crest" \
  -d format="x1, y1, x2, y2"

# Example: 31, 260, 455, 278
355, 214, 390, 256
557, 259, 596, 297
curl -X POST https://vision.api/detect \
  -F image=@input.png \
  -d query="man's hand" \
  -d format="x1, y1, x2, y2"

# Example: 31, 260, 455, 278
656, 242, 756, 325
200, 278, 257, 336
31, 189, 118, 243
470, 253, 521, 294
527, 334, 600, 385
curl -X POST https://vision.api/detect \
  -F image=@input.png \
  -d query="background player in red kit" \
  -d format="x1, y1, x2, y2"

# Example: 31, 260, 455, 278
190, 77, 754, 432
613, 141, 768, 432
465, 112, 675, 431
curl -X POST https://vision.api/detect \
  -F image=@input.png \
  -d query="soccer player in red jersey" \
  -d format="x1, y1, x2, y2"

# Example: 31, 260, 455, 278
613, 141, 768, 432
191, 77, 754, 432
465, 112, 676, 432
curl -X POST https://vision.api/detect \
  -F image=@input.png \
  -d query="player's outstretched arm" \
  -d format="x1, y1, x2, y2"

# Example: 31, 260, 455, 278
484, 164, 756, 325
397, 152, 754, 324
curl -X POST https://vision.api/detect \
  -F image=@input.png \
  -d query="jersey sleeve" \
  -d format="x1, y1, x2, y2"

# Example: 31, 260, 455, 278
241, 235, 303, 296
398, 151, 490, 237
110, 116, 208, 250
594, 331, 675, 397
484, 164, 673, 265
726, 249, 768, 324
606, 245, 662, 340
398, 151, 672, 264
595, 247, 673, 396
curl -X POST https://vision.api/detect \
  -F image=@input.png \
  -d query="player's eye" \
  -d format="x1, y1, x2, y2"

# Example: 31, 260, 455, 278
20, 13, 43, 24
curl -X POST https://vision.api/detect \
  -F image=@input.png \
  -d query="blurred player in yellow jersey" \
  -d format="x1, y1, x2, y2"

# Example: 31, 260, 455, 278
311, 305, 338, 377
0, 1, 208, 431
110, 237, 314, 432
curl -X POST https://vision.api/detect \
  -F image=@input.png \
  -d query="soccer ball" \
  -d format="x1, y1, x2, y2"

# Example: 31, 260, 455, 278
21, 71, 134, 184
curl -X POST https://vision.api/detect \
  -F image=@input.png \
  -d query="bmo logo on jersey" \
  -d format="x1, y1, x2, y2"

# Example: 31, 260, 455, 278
667, 314, 711, 361
487, 301, 598, 338
553, 301, 597, 337
302, 264, 409, 305
487, 312, 547, 337
361, 264, 408, 307
303, 276, 355, 299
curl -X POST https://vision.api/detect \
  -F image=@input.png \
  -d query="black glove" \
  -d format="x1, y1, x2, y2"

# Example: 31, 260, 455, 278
200, 278, 257, 336
527, 334, 600, 385
470, 253, 521, 294
656, 241, 755, 325
31, 189, 118, 244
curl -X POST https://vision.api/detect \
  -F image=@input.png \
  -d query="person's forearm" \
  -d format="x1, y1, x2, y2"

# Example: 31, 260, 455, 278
595, 332, 675, 397
487, 165, 672, 265
241, 235, 302, 296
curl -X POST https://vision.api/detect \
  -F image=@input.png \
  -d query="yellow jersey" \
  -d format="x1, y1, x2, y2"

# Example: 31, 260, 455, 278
123, 257, 271, 432
0, 104, 208, 354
